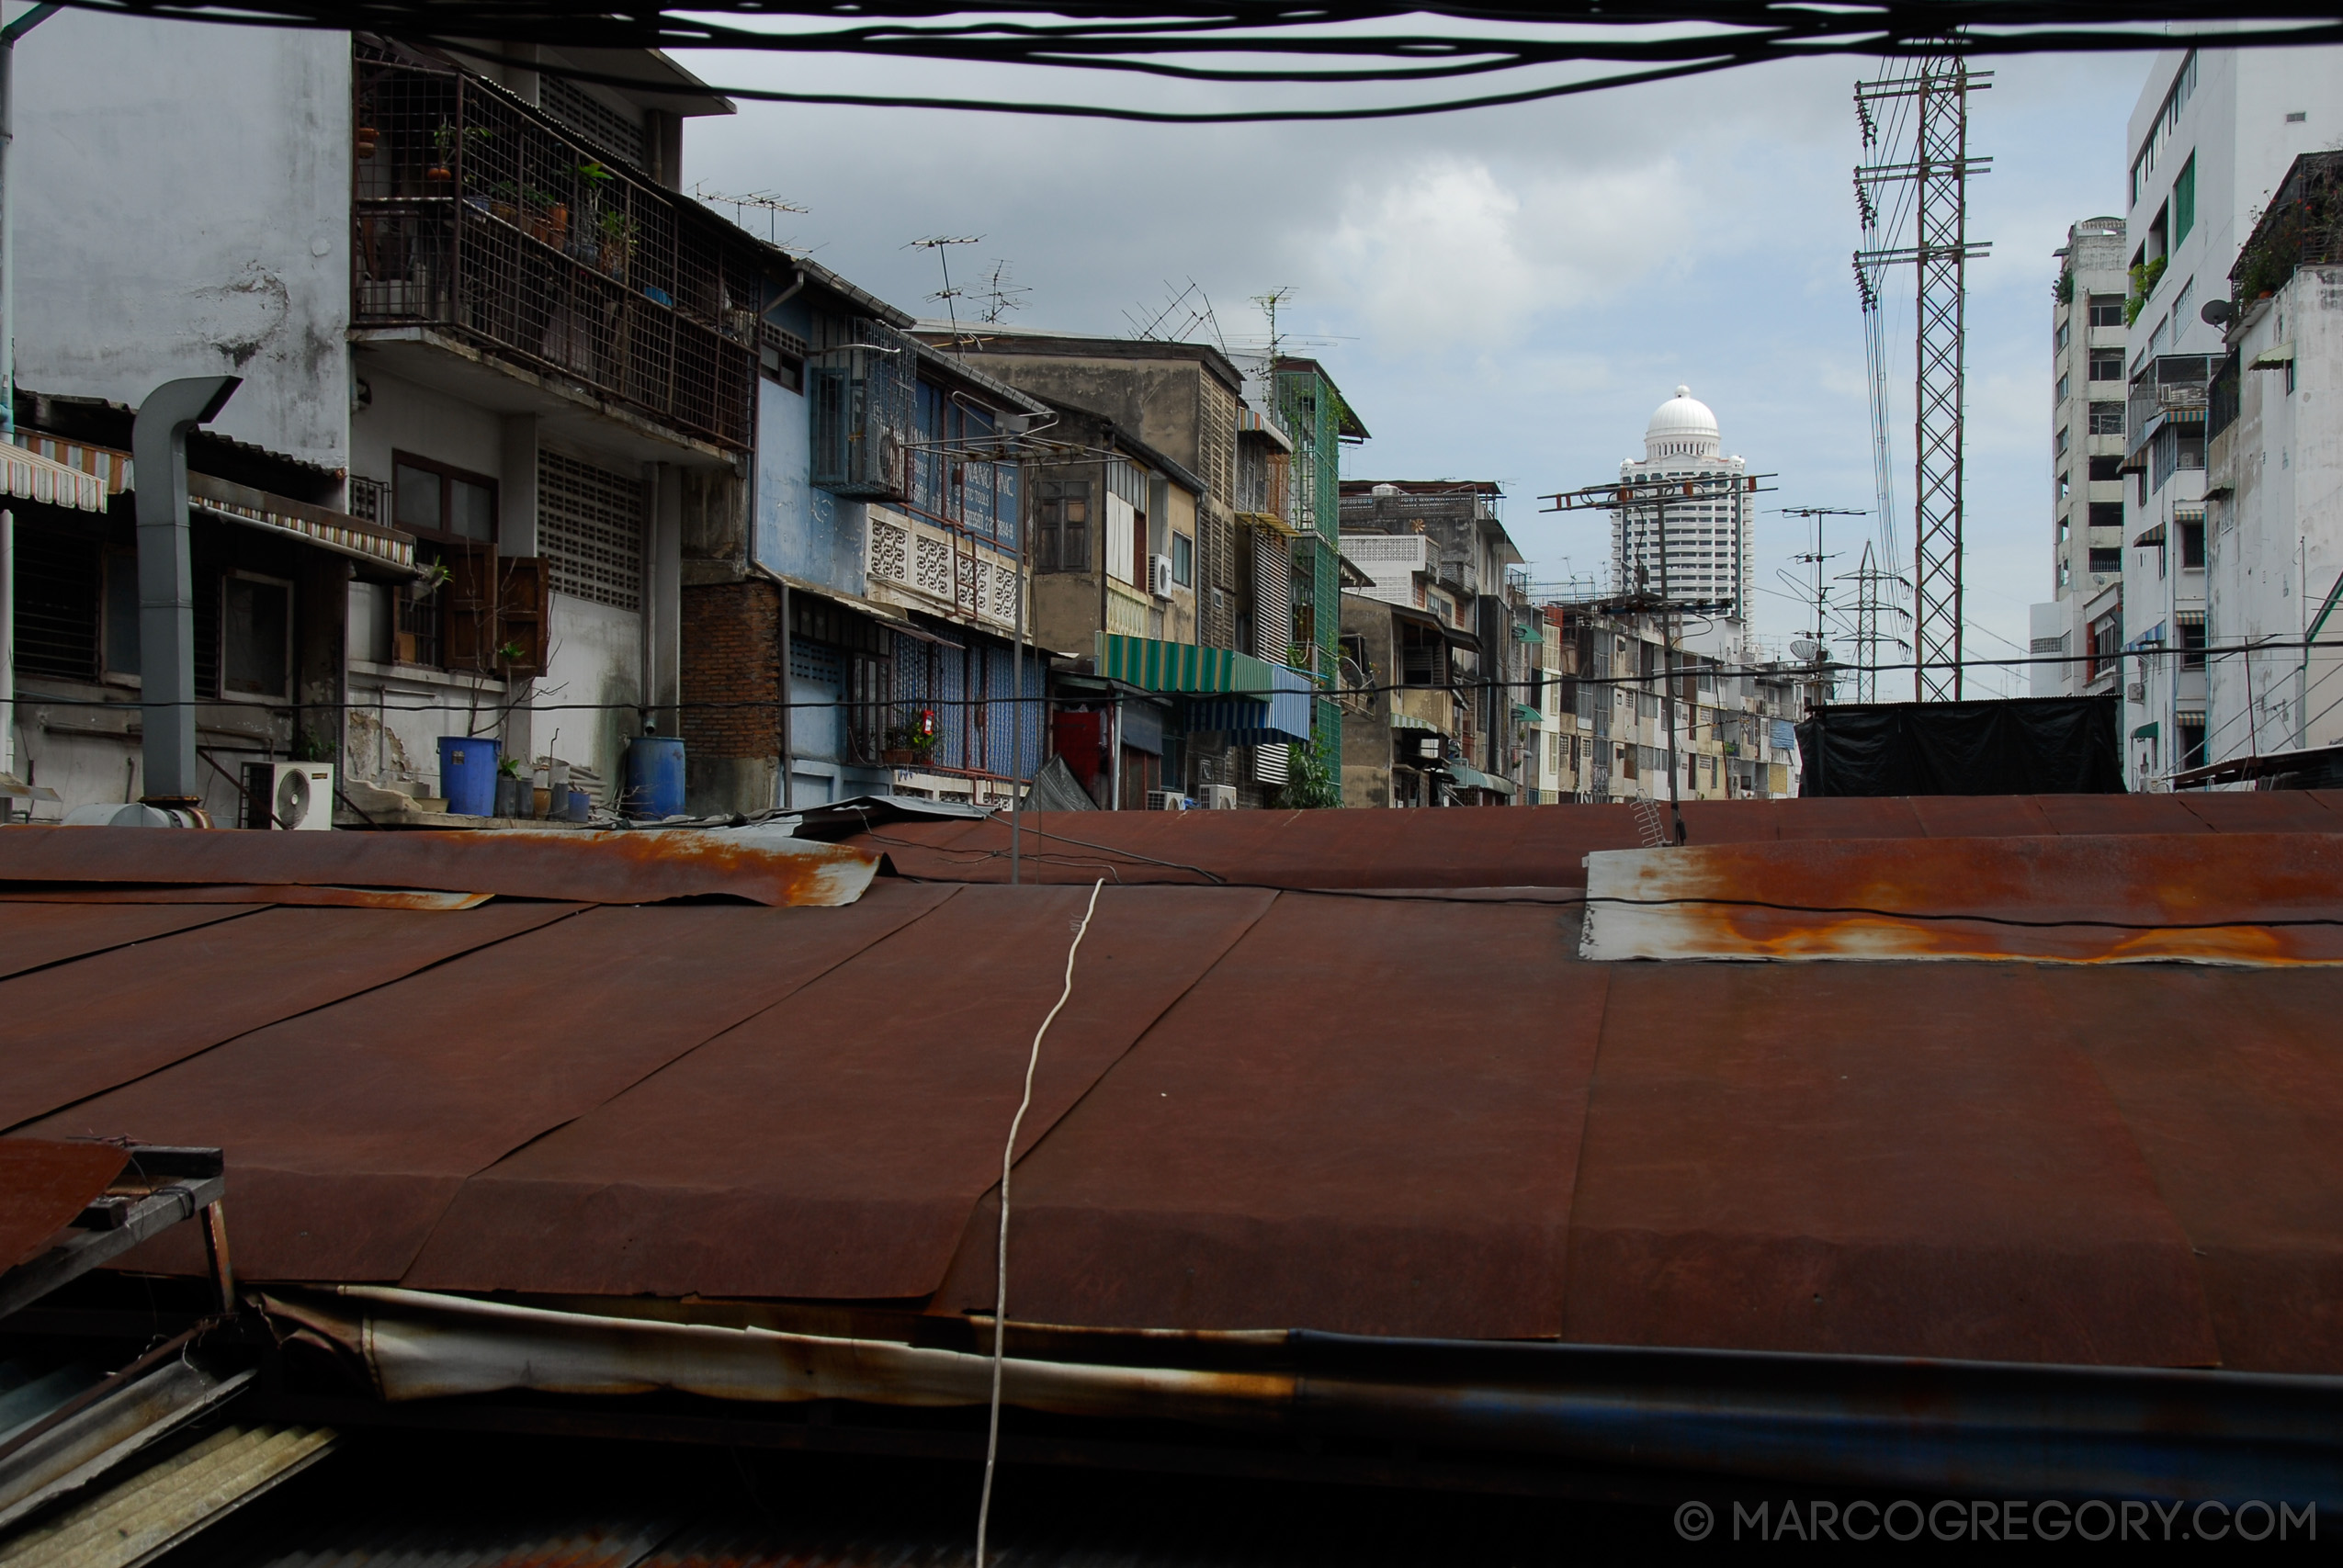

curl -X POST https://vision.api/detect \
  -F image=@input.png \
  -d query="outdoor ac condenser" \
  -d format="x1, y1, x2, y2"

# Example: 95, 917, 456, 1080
1149, 554, 1173, 598
1201, 784, 1239, 809
242, 761, 335, 830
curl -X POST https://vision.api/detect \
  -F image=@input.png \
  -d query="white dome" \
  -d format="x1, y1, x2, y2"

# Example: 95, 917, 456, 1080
1645, 385, 1721, 459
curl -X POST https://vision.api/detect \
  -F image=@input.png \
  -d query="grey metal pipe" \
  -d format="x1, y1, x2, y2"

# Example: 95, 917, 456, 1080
131, 376, 239, 807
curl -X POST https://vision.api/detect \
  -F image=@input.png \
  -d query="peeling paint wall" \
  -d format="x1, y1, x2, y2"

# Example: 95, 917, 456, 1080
16, 14, 353, 468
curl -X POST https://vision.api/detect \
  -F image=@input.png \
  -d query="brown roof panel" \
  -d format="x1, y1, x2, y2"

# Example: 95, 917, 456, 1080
39, 885, 954, 1282
0, 903, 255, 981
2033, 793, 2213, 834
2058, 965, 2343, 1371
0, 902, 576, 1132
403, 884, 1277, 1299
0, 825, 876, 907
1561, 963, 2223, 1366
0, 1139, 128, 1269
1907, 794, 2058, 838
928, 891, 1603, 1339
2176, 790, 2343, 833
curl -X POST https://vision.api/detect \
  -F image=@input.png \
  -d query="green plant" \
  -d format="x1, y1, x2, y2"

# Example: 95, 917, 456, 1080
1273, 738, 1342, 809
292, 731, 337, 763
2124, 255, 2168, 326
2054, 267, 2075, 306
413, 558, 454, 598
495, 639, 526, 665
497, 753, 523, 778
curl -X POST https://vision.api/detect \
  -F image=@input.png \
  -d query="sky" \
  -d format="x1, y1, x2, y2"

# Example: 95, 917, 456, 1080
683, 39, 2156, 692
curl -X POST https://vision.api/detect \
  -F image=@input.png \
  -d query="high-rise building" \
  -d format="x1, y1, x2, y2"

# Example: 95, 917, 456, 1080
2032, 216, 2128, 699
1613, 388, 1752, 633
2117, 41, 2343, 784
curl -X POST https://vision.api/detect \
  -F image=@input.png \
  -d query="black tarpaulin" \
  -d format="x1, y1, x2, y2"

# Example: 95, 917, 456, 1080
1797, 697, 2124, 796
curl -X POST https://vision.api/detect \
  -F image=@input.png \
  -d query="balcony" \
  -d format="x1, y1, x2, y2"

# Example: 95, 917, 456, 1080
352, 54, 759, 448
2126, 355, 2221, 460
863, 504, 1024, 637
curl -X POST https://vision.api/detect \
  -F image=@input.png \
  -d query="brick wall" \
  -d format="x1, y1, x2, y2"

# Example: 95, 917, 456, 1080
681, 581, 781, 759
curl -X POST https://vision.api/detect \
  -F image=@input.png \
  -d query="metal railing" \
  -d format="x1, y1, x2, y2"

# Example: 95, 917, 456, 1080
353, 53, 759, 448
2127, 354, 2221, 457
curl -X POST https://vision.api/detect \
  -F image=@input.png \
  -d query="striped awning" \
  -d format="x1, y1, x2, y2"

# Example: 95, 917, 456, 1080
1389, 712, 1437, 731
1446, 761, 1515, 795
2, 440, 110, 513
190, 472, 418, 575
1098, 633, 1275, 695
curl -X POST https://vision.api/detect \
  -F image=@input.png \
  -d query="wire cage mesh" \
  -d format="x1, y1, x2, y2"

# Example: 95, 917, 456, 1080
353, 51, 758, 447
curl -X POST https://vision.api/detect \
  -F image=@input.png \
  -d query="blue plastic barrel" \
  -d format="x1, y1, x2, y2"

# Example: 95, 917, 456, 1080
621, 735, 686, 818
436, 735, 501, 817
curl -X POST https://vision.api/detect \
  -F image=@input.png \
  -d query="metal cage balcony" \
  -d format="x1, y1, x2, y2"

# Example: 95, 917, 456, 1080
353, 54, 759, 449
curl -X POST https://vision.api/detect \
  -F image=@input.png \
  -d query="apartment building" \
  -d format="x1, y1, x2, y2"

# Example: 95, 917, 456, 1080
2032, 217, 2129, 697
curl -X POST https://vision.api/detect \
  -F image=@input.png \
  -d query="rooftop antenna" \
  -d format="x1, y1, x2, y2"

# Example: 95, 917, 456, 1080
1251, 286, 1294, 370
976, 259, 1029, 325
907, 234, 984, 351
690, 184, 808, 245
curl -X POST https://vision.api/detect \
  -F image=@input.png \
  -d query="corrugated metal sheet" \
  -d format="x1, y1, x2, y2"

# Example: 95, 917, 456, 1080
0, 827, 876, 908
1580, 833, 2343, 964
0, 1425, 334, 1568
0, 1144, 127, 1272
0, 887, 488, 911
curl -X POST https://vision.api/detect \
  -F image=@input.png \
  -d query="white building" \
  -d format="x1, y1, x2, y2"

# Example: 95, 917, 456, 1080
1614, 387, 1752, 642
2202, 151, 2343, 777
2032, 216, 2129, 698
2116, 41, 2343, 784
9, 15, 754, 819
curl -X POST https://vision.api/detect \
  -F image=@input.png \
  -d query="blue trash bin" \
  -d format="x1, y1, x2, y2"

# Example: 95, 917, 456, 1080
436, 735, 501, 818
621, 735, 686, 818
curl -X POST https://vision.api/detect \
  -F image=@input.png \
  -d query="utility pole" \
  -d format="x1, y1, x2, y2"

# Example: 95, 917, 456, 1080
0, 3, 61, 784
1855, 56, 1990, 701
1543, 471, 1773, 844
1780, 503, 1865, 660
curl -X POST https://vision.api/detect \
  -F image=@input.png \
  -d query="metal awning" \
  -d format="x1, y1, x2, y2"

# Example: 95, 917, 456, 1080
1512, 622, 1545, 644
2173, 502, 2206, 525
1445, 761, 1514, 795
3, 441, 110, 514
2134, 523, 2167, 547
1389, 712, 1437, 731
1511, 704, 1544, 725
2252, 344, 2295, 369
188, 473, 415, 575
1097, 633, 1278, 695
757, 566, 962, 649
2133, 722, 2160, 739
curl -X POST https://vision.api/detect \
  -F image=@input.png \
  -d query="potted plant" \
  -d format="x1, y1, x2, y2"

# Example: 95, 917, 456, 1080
427, 121, 457, 181
597, 209, 636, 282
881, 709, 937, 767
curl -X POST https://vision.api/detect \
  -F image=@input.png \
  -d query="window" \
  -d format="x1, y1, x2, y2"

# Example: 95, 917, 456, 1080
2089, 295, 2125, 329
2088, 501, 2124, 531
2055, 425, 2070, 457
2057, 472, 2072, 501
2173, 155, 2196, 247
2178, 714, 2207, 770
221, 572, 292, 700
2054, 321, 2070, 352
2089, 402, 2124, 435
2059, 514, 2071, 543
1170, 531, 1194, 587
2089, 547, 2122, 574
2178, 612, 2207, 671
2089, 349, 2124, 382
396, 457, 495, 543
2180, 519, 2205, 570
1034, 480, 1089, 573
394, 453, 502, 670
2088, 455, 2123, 482
2056, 373, 2071, 403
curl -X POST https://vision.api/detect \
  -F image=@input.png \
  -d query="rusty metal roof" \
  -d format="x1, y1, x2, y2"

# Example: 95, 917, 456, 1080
0, 1142, 125, 1272
2, 802, 2342, 1379
848, 792, 2343, 887
0, 826, 876, 908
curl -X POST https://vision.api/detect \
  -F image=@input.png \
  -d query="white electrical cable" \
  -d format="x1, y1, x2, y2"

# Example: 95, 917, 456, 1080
975, 875, 1106, 1568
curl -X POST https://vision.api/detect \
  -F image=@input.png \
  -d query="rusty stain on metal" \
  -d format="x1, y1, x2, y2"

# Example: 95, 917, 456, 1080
1582, 833, 2343, 964
0, 1140, 129, 1270
0, 886, 489, 910
0, 826, 877, 908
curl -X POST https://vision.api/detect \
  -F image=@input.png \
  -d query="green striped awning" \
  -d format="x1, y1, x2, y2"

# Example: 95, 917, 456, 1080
1096, 633, 1276, 695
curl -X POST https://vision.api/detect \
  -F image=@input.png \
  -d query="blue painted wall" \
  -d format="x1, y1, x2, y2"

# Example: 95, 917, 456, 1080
752, 377, 866, 594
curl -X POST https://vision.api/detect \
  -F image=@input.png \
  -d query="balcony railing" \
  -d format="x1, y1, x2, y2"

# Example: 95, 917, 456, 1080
2126, 354, 2221, 458
353, 54, 759, 448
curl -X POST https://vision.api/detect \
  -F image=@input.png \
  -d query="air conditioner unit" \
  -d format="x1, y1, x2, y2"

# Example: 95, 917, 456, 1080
1201, 784, 1239, 809
242, 761, 335, 830
1144, 789, 1191, 811
1149, 554, 1174, 598
2126, 682, 2146, 703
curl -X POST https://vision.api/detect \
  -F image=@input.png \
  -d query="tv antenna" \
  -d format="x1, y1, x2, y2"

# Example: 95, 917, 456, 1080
977, 259, 1030, 325
690, 185, 808, 245
907, 235, 984, 346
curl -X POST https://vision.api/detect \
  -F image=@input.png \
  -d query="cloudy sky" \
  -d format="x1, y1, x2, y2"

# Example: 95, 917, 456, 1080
684, 39, 2156, 691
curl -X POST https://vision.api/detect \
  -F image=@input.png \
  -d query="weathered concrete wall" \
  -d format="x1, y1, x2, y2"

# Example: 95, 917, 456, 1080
17, 14, 353, 468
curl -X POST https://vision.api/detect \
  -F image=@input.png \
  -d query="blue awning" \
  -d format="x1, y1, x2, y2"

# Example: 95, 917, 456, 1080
1185, 662, 1314, 745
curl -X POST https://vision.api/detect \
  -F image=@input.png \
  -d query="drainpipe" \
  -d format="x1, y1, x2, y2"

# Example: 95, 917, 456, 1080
132, 376, 240, 809
761, 268, 805, 813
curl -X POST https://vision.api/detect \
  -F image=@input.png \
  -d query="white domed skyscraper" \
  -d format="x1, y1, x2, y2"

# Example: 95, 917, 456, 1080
1615, 386, 1751, 633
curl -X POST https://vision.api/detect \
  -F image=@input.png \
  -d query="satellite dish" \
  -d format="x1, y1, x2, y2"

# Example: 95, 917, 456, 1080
1790, 638, 1823, 662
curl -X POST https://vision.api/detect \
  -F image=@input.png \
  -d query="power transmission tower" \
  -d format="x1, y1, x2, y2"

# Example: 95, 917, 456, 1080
1839, 540, 1912, 704
1855, 57, 1989, 701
